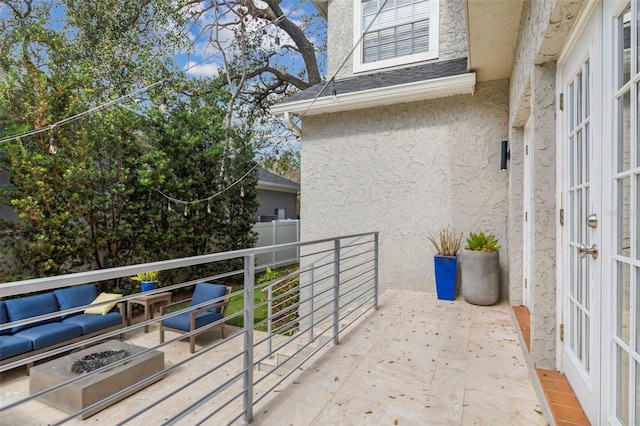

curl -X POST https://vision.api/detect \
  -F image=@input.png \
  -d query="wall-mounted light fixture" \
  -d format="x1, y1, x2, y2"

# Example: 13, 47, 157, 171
500, 140, 510, 170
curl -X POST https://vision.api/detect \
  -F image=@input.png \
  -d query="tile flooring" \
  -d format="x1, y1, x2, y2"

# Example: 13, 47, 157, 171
1, 290, 544, 425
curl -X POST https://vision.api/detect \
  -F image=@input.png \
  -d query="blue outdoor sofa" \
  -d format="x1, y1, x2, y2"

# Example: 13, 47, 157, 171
0, 283, 126, 368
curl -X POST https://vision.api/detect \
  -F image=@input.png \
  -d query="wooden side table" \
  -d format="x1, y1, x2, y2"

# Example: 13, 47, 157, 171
127, 292, 172, 333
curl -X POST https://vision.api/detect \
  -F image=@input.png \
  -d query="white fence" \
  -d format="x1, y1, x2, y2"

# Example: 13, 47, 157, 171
253, 220, 300, 268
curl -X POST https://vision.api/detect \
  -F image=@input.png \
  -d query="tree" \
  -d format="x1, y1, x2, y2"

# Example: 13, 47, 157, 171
180, 0, 326, 120
0, 0, 260, 281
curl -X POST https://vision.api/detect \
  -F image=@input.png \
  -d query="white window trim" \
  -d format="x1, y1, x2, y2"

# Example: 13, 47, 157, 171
353, 0, 440, 73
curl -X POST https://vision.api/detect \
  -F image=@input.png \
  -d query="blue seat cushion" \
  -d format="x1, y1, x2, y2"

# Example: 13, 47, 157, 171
0, 335, 33, 360
13, 322, 82, 350
0, 301, 10, 336
191, 283, 227, 314
162, 311, 224, 332
62, 312, 122, 334
53, 284, 97, 317
4, 293, 60, 333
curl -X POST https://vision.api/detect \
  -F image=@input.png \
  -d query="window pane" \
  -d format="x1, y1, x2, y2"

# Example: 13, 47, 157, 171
362, 0, 433, 63
617, 345, 630, 424
619, 90, 631, 172
576, 72, 583, 124
618, 177, 631, 256
636, 267, 640, 352
619, 6, 631, 89
584, 60, 590, 117
570, 135, 575, 186
617, 261, 630, 343
585, 122, 590, 182
577, 128, 583, 184
413, 35, 429, 54
637, 176, 640, 260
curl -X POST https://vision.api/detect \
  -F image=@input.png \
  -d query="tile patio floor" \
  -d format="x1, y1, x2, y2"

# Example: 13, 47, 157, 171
0, 289, 544, 425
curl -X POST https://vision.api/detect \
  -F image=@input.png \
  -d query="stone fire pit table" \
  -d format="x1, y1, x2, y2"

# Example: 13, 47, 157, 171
29, 340, 165, 419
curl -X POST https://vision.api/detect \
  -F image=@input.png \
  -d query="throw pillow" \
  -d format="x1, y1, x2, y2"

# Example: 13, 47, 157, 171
85, 293, 122, 315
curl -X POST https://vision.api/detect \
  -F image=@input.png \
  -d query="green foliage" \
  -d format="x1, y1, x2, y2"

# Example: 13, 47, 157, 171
427, 227, 463, 256
0, 2, 259, 282
465, 232, 502, 252
132, 271, 159, 282
257, 265, 300, 334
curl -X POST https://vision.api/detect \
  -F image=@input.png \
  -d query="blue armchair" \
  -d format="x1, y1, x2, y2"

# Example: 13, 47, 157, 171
159, 283, 231, 353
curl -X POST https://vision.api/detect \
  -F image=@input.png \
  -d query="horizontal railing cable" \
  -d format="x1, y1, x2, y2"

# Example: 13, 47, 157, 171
0, 232, 379, 424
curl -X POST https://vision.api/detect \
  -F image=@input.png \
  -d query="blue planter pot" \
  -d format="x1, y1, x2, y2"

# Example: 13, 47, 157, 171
140, 281, 157, 292
434, 255, 457, 301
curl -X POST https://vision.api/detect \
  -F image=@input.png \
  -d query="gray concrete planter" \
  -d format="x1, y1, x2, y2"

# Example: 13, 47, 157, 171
460, 250, 499, 305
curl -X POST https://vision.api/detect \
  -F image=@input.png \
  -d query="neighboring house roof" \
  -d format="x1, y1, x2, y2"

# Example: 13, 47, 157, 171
271, 58, 475, 117
257, 168, 300, 194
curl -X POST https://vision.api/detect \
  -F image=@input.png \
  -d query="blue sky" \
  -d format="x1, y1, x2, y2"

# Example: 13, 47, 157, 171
176, 1, 327, 80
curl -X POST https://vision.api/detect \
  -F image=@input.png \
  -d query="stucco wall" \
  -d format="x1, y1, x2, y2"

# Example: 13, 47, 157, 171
508, 0, 583, 370
300, 79, 509, 294
327, 0, 468, 79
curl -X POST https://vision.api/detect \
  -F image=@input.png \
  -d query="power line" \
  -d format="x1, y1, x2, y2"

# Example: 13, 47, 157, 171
1, 0, 388, 208
155, 0, 390, 206
0, 2, 303, 145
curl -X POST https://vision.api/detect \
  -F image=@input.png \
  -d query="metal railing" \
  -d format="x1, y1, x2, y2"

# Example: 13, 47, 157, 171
0, 232, 379, 425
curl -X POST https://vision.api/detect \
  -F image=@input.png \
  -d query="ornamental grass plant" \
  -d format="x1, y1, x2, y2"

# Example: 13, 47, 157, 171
427, 227, 463, 257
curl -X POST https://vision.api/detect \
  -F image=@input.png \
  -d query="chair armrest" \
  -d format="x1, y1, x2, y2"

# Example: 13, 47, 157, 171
116, 302, 126, 318
161, 298, 193, 315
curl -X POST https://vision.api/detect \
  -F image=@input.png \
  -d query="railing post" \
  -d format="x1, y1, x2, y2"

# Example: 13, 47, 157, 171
374, 232, 379, 310
243, 254, 255, 424
333, 240, 340, 345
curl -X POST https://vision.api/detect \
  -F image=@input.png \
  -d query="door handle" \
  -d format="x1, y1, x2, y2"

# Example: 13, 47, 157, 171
579, 243, 598, 260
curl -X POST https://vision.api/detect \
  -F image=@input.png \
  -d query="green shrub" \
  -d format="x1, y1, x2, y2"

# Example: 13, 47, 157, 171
257, 265, 300, 334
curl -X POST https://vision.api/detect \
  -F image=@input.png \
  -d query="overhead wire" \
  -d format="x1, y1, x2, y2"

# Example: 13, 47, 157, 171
156, 0, 390, 206
0, 0, 389, 207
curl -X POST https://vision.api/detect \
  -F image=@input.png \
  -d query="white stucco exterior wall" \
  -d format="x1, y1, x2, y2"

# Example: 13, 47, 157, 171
507, 0, 583, 369
300, 79, 509, 294
327, 0, 468, 79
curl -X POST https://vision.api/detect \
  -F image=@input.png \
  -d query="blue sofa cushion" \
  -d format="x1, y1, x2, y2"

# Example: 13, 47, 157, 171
53, 284, 97, 317
62, 312, 122, 334
161, 311, 224, 332
191, 283, 227, 314
0, 301, 10, 336
5, 293, 60, 333
0, 335, 33, 360
14, 322, 82, 350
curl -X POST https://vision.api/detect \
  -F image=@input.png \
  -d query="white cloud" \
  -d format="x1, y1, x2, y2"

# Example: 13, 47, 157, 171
185, 61, 221, 76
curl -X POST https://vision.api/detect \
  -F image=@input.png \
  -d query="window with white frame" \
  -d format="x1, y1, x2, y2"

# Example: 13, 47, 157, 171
354, 0, 439, 73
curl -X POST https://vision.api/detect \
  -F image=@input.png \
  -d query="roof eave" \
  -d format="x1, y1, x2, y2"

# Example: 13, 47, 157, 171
271, 72, 477, 117
257, 181, 300, 193
310, 0, 328, 18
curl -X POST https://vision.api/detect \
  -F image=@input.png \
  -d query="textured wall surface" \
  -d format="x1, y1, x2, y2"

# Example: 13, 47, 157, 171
529, 63, 558, 369
327, 0, 468, 79
508, 0, 584, 370
300, 80, 509, 294
507, 127, 524, 306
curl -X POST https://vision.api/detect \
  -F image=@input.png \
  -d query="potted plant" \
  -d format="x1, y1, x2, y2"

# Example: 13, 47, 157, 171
427, 227, 463, 300
460, 232, 501, 305
131, 271, 159, 292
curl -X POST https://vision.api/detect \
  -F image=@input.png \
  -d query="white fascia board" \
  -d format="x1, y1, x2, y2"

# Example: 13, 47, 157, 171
257, 181, 300, 193
270, 72, 476, 117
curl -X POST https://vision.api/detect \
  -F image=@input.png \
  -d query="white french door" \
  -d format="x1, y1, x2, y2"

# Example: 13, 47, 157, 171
560, 5, 602, 422
560, 2, 640, 424
603, 1, 640, 425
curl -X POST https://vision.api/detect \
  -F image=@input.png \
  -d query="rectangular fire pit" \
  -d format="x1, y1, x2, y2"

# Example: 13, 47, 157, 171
29, 341, 165, 419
